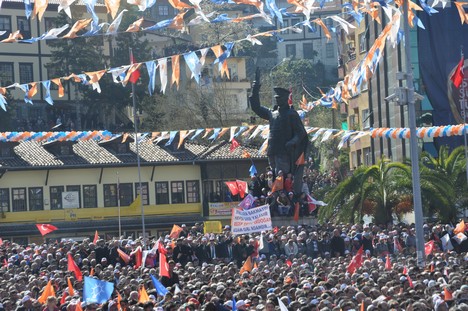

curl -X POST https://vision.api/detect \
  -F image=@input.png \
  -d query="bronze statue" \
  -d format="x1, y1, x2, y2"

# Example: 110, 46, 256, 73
249, 68, 309, 195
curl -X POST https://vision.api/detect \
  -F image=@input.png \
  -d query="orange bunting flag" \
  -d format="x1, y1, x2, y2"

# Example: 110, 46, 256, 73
169, 225, 183, 239
51, 79, 65, 97
1, 30, 23, 43
239, 256, 253, 274
28, 83, 38, 99
67, 277, 75, 296
168, 0, 193, 9
312, 19, 331, 40
38, 280, 56, 304
93, 230, 99, 244
454, 2, 468, 24
385, 254, 391, 270
126, 18, 144, 32
169, 11, 187, 30
453, 219, 466, 234
105, 0, 120, 19
63, 19, 92, 39
171, 55, 180, 89
293, 202, 300, 222
32, 0, 48, 21
444, 287, 453, 301
295, 152, 305, 165
242, 150, 251, 158
117, 248, 131, 264
138, 286, 150, 303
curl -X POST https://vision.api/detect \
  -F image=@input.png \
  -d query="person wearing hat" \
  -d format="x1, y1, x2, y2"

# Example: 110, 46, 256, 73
249, 68, 309, 196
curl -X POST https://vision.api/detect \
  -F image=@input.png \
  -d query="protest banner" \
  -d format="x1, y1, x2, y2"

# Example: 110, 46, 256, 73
231, 204, 272, 234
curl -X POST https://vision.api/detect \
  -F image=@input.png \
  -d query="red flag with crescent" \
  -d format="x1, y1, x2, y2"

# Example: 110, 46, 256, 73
36, 224, 58, 236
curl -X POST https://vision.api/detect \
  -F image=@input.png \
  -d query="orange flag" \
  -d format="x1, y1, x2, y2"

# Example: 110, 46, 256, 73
117, 292, 122, 310
312, 18, 331, 40
444, 287, 453, 301
38, 280, 56, 304
63, 19, 92, 39
117, 248, 131, 264
138, 286, 150, 303
169, 225, 183, 239
1, 30, 23, 43
90, 267, 94, 276
105, 0, 120, 18
168, 0, 193, 9
67, 277, 75, 296
385, 254, 391, 270
27, 83, 38, 98
454, 2, 468, 24
293, 202, 300, 222
171, 55, 180, 89
76, 300, 83, 311
453, 220, 466, 234
32, 0, 48, 20
126, 18, 144, 32
93, 230, 99, 244
239, 256, 253, 274
270, 176, 284, 193
295, 152, 305, 165
360, 301, 365, 311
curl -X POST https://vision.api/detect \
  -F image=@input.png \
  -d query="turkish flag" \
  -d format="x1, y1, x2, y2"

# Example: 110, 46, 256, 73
156, 239, 167, 255
159, 253, 170, 277
129, 50, 141, 84
67, 253, 83, 281
230, 138, 240, 152
306, 194, 317, 213
36, 224, 58, 236
134, 246, 142, 269
236, 180, 248, 199
347, 246, 363, 274
425, 240, 435, 256
385, 254, 391, 271
450, 56, 465, 88
288, 87, 293, 106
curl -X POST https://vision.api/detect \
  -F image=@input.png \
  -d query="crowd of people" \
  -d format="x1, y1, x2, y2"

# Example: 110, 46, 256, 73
1, 221, 467, 311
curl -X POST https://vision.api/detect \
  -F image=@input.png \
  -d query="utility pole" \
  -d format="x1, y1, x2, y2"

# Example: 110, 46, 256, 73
385, 0, 425, 266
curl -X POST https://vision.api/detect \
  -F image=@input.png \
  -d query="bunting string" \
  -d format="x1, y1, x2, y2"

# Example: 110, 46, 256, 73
0, 125, 466, 152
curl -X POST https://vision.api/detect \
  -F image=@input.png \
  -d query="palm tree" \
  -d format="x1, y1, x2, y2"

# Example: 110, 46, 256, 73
420, 145, 467, 222
320, 157, 412, 224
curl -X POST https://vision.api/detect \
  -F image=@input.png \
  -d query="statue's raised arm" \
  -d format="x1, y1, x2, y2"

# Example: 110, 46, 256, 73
249, 68, 271, 121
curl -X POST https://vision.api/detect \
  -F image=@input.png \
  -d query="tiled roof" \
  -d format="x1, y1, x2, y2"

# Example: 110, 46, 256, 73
0, 138, 266, 169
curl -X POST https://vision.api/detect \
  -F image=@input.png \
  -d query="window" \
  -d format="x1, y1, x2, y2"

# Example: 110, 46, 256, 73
135, 182, 149, 205
155, 182, 169, 205
44, 18, 55, 31
0, 63, 14, 86
119, 183, 133, 206
286, 44, 296, 58
28, 187, 44, 211
186, 181, 200, 203
171, 181, 185, 204
50, 186, 64, 210
12, 188, 27, 212
291, 18, 300, 28
303, 42, 314, 59
359, 32, 366, 53
19, 63, 33, 85
0, 16, 11, 41
66, 185, 81, 208
158, 5, 169, 15
17, 17, 31, 39
103, 184, 118, 207
83, 185, 98, 208
326, 43, 335, 58
360, 109, 370, 129
0, 188, 9, 212
283, 20, 289, 34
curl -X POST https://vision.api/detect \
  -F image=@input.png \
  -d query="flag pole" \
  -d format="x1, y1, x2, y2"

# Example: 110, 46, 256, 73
117, 172, 121, 238
129, 47, 146, 247
460, 47, 468, 190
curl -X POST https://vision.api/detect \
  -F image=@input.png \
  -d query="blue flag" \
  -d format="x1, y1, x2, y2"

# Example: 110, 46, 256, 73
249, 164, 257, 177
83, 276, 114, 304
232, 296, 237, 311
150, 274, 169, 296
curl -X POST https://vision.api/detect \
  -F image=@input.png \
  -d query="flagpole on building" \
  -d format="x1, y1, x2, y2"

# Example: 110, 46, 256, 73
117, 172, 122, 238
129, 47, 146, 247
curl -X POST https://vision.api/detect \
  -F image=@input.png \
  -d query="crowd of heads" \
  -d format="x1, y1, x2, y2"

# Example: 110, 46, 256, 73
1, 220, 468, 311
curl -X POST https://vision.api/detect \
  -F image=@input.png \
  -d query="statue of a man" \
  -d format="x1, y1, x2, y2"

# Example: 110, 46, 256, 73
249, 69, 309, 194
